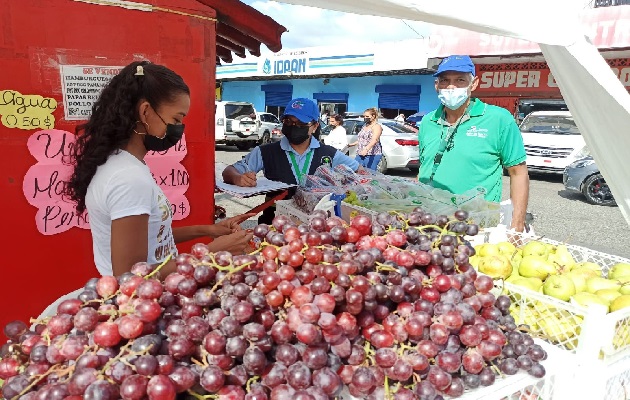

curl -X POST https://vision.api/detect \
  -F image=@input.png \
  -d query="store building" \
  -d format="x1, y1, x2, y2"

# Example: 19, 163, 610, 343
216, 39, 438, 119
218, 5, 630, 121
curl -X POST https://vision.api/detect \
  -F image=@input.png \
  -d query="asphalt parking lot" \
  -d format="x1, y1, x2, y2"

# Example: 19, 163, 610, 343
214, 145, 630, 260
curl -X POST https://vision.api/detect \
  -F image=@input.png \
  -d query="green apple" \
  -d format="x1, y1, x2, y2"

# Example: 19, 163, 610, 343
575, 262, 603, 274
519, 256, 557, 280
512, 277, 543, 292
547, 245, 576, 273
477, 244, 500, 257
497, 241, 517, 256
585, 277, 621, 294
522, 241, 549, 258
596, 289, 622, 303
610, 295, 630, 312
478, 254, 512, 279
609, 263, 630, 280
572, 292, 610, 312
565, 273, 587, 293
543, 275, 576, 301
569, 267, 601, 281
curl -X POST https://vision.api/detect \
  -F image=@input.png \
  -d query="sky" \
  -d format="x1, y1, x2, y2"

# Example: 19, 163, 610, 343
242, 1, 433, 51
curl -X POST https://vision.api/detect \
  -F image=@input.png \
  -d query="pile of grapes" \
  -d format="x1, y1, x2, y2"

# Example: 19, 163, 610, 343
0, 210, 548, 400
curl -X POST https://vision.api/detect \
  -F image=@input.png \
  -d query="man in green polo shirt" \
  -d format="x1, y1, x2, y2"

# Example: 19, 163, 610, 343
418, 55, 530, 232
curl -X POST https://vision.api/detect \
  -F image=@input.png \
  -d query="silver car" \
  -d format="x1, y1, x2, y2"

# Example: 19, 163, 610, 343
563, 156, 616, 206
319, 118, 419, 173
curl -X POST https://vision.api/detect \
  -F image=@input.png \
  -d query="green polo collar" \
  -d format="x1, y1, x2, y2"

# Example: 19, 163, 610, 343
429, 98, 487, 123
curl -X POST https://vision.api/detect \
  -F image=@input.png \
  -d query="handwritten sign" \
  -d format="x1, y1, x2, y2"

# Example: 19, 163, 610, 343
23, 129, 190, 235
0, 90, 57, 130
60, 65, 123, 120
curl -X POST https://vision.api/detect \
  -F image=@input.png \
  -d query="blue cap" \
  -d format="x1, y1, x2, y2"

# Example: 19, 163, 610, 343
433, 55, 476, 77
283, 98, 319, 123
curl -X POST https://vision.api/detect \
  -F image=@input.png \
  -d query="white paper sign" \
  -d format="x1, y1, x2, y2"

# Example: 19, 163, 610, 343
60, 65, 123, 120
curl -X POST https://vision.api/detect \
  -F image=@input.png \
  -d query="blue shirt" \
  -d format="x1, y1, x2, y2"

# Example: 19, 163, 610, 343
231, 136, 359, 184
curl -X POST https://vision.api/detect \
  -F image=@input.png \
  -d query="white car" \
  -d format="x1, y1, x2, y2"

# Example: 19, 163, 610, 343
520, 111, 589, 174
256, 112, 282, 145
320, 118, 419, 173
215, 101, 262, 150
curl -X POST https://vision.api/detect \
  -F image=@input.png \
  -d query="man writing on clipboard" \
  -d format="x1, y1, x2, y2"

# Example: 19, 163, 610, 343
222, 97, 360, 224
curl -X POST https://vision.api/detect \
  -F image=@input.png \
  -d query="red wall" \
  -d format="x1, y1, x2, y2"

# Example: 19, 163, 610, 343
0, 0, 217, 334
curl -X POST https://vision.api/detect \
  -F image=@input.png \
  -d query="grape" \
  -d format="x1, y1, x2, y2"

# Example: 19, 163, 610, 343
529, 362, 546, 378
84, 379, 119, 400
287, 362, 312, 390
200, 365, 225, 393
146, 375, 176, 400
134, 355, 158, 376
499, 357, 519, 375
93, 322, 122, 347
120, 375, 149, 400
479, 366, 496, 386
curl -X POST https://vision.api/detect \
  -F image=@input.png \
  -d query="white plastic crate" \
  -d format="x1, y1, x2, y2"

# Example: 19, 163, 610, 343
339, 339, 562, 400
275, 199, 310, 224
479, 228, 630, 362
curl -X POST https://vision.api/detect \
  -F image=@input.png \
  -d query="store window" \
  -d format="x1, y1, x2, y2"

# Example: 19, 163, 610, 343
375, 84, 421, 120
261, 84, 292, 118
313, 93, 349, 124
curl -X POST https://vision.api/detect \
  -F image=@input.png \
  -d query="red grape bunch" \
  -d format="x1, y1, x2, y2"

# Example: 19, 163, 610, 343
0, 208, 546, 400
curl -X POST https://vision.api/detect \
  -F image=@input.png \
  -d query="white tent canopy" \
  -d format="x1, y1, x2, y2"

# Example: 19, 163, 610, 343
279, 0, 630, 227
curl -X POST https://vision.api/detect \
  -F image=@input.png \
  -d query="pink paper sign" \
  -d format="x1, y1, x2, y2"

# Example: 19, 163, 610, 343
23, 129, 190, 235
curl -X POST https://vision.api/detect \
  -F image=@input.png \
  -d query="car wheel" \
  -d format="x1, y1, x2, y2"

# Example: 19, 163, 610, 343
377, 156, 388, 174
236, 142, 252, 151
582, 173, 616, 206
259, 131, 271, 145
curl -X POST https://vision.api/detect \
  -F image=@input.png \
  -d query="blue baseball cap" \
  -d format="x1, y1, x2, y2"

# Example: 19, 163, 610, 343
283, 98, 319, 123
433, 55, 476, 77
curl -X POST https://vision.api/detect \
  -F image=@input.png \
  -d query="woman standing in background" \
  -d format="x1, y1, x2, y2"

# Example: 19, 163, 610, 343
350, 107, 383, 171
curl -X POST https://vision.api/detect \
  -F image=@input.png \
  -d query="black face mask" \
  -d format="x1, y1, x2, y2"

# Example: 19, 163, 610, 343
145, 123, 185, 152
282, 125, 310, 145
363, 117, 371, 123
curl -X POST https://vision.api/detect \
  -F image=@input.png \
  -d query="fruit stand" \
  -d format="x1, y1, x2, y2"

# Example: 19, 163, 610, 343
1, 211, 558, 400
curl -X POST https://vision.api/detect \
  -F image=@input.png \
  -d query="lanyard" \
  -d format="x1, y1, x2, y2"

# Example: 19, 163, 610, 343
429, 108, 469, 183
288, 150, 313, 184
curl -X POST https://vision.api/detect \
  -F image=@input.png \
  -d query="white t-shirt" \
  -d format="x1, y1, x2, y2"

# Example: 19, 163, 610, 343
324, 126, 348, 152
85, 150, 176, 276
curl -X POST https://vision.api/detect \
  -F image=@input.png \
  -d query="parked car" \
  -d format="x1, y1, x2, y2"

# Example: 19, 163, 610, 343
256, 112, 281, 145
519, 111, 589, 174
563, 156, 616, 206
215, 101, 262, 150
320, 118, 419, 173
270, 126, 283, 143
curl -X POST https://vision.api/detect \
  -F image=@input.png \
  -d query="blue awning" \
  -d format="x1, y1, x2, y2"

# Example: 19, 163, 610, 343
375, 84, 421, 94
261, 84, 293, 93
312, 92, 349, 102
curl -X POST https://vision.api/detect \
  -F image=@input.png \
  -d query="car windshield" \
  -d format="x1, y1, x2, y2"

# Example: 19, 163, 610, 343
520, 115, 580, 135
225, 104, 256, 119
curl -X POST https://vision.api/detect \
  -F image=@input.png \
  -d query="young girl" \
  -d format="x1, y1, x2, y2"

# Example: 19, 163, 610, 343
65, 61, 253, 278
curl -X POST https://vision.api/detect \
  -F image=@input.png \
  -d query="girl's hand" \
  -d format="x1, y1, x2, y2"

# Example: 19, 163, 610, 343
209, 213, 255, 237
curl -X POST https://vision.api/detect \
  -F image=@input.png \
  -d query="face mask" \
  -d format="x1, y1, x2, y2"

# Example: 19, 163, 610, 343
363, 117, 371, 123
144, 123, 184, 152
282, 124, 310, 145
143, 108, 185, 152
438, 87, 470, 110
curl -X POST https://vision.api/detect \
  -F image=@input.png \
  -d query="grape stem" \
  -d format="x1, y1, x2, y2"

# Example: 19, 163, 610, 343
208, 261, 255, 296
145, 254, 173, 280
13, 364, 65, 399
245, 375, 260, 392
187, 389, 218, 400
